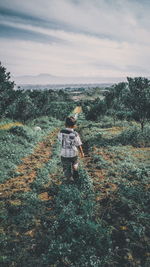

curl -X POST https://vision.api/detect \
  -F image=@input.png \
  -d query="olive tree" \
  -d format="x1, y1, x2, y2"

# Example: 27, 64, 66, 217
0, 62, 15, 116
125, 77, 150, 131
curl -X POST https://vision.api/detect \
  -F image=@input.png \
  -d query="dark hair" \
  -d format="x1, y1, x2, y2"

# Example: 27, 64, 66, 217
65, 116, 76, 127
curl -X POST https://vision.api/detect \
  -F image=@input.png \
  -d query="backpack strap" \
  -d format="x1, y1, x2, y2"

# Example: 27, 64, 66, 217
73, 130, 78, 137
60, 129, 72, 134
60, 129, 79, 136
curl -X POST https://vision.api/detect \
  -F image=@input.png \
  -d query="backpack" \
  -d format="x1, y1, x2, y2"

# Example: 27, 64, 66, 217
60, 129, 78, 149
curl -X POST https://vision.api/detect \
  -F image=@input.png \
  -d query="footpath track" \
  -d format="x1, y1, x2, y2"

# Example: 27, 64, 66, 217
0, 128, 59, 199
0, 106, 82, 199
73, 106, 82, 114
72, 106, 118, 201
0, 122, 23, 130
82, 152, 117, 204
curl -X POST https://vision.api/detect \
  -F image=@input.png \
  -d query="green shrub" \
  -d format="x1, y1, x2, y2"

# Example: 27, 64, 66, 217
92, 154, 109, 169
99, 116, 114, 128
0, 120, 57, 183
29, 116, 61, 129
41, 182, 110, 266
9, 126, 32, 140
116, 125, 150, 147
120, 162, 149, 181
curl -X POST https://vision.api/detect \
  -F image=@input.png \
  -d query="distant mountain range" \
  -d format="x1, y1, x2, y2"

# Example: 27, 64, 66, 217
13, 73, 126, 86
14, 73, 58, 85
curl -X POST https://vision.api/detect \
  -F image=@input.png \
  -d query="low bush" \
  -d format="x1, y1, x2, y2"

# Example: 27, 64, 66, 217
0, 119, 59, 183
40, 179, 110, 266
120, 162, 149, 181
92, 154, 109, 169
29, 116, 61, 130
99, 116, 114, 128
116, 125, 150, 147
9, 126, 33, 141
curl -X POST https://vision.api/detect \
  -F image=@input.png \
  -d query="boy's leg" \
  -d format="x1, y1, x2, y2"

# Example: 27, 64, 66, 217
72, 156, 79, 180
61, 156, 72, 181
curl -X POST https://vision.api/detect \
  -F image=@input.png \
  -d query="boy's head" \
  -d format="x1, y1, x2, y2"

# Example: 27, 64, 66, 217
65, 116, 76, 128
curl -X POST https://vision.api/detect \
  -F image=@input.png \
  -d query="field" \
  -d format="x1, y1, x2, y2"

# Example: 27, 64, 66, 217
0, 106, 150, 267
66, 87, 106, 101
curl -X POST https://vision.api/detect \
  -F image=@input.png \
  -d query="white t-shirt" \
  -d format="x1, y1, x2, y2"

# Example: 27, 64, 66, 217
58, 128, 82, 157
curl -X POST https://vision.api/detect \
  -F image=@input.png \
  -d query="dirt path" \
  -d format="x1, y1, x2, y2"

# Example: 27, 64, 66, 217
0, 106, 82, 199
73, 106, 82, 114
0, 128, 59, 198
73, 107, 115, 199
83, 147, 118, 201
0, 122, 23, 130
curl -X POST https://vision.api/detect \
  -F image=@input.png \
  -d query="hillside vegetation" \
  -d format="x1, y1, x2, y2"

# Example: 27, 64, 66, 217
0, 63, 150, 266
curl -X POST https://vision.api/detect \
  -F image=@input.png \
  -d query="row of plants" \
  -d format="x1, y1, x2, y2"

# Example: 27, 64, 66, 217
0, 125, 61, 266
0, 116, 61, 183
79, 116, 150, 149
78, 115, 150, 266
0, 130, 113, 266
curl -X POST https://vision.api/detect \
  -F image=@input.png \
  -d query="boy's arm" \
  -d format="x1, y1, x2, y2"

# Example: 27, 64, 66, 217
57, 132, 62, 144
78, 145, 84, 158
75, 132, 84, 157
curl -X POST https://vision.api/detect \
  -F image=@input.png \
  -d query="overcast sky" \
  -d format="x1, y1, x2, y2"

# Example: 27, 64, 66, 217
0, 0, 150, 82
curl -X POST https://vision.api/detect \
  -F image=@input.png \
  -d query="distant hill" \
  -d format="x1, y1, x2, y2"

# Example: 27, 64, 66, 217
14, 74, 58, 85
14, 73, 126, 86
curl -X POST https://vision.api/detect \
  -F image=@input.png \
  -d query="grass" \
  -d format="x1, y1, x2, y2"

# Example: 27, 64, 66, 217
0, 112, 149, 266
0, 122, 111, 266
79, 117, 150, 266
0, 117, 61, 183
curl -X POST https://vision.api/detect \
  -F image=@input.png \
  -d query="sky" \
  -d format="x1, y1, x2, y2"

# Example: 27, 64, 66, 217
0, 0, 150, 83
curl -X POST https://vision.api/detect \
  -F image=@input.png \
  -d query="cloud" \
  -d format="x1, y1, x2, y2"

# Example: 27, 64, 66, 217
0, 0, 150, 80
0, 24, 64, 44
1, 0, 150, 43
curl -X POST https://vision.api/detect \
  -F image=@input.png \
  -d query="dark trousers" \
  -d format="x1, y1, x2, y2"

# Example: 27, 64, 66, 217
61, 156, 79, 180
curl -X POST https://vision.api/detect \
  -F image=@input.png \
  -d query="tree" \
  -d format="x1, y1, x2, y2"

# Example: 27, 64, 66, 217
105, 82, 126, 108
15, 93, 36, 122
105, 82, 127, 124
125, 77, 150, 131
84, 98, 107, 121
0, 62, 15, 116
0, 62, 14, 92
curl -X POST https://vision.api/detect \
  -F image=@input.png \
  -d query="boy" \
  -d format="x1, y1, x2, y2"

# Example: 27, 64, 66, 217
58, 116, 84, 183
